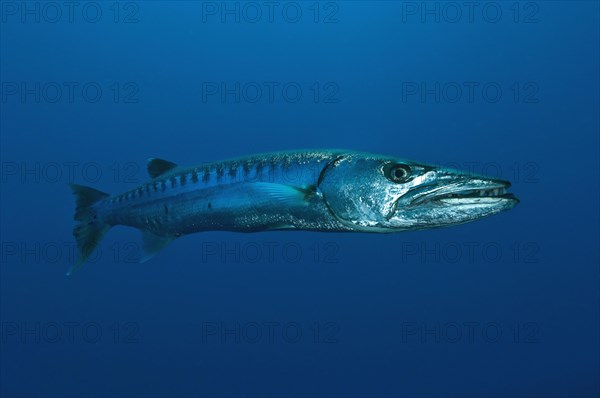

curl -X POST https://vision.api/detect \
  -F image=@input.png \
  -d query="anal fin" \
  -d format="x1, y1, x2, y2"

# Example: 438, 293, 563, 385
140, 231, 175, 263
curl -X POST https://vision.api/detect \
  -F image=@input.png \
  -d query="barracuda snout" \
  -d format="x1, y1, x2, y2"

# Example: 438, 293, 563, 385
318, 154, 519, 232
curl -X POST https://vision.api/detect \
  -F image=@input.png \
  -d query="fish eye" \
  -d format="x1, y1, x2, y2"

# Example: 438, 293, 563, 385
386, 163, 412, 183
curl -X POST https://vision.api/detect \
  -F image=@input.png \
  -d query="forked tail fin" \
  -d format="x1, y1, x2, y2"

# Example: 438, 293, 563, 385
68, 184, 111, 276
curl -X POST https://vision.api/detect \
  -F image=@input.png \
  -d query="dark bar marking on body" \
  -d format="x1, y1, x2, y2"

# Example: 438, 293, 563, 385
228, 163, 237, 179
283, 157, 291, 171
255, 162, 264, 177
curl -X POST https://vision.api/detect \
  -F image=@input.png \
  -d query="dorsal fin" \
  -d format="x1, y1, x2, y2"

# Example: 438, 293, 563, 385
147, 158, 178, 178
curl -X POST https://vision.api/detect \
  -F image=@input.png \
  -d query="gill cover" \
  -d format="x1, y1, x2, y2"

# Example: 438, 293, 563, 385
318, 155, 410, 231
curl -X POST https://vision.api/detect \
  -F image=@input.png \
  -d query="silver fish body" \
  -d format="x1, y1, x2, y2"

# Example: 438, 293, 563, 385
68, 150, 519, 274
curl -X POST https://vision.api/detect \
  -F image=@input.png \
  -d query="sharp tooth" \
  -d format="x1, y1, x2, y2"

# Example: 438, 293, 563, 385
493, 189, 499, 196
479, 190, 485, 196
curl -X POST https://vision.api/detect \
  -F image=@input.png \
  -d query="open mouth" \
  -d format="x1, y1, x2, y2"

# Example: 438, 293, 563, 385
407, 180, 519, 206
386, 179, 519, 222
434, 187, 518, 201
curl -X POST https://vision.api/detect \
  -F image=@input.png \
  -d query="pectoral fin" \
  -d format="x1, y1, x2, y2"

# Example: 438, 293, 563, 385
251, 182, 315, 206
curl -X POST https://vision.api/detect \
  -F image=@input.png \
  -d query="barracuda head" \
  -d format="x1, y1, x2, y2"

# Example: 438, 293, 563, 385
318, 154, 519, 232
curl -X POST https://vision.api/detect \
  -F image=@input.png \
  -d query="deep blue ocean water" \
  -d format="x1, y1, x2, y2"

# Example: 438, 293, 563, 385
1, 1, 599, 397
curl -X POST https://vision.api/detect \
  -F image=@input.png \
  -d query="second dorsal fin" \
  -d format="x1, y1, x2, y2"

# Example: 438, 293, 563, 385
147, 158, 178, 178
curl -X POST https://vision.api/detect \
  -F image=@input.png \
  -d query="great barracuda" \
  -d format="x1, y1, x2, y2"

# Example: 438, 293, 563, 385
68, 150, 519, 274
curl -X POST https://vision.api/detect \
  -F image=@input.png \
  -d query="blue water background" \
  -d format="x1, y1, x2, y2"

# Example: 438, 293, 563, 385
1, 2, 599, 397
